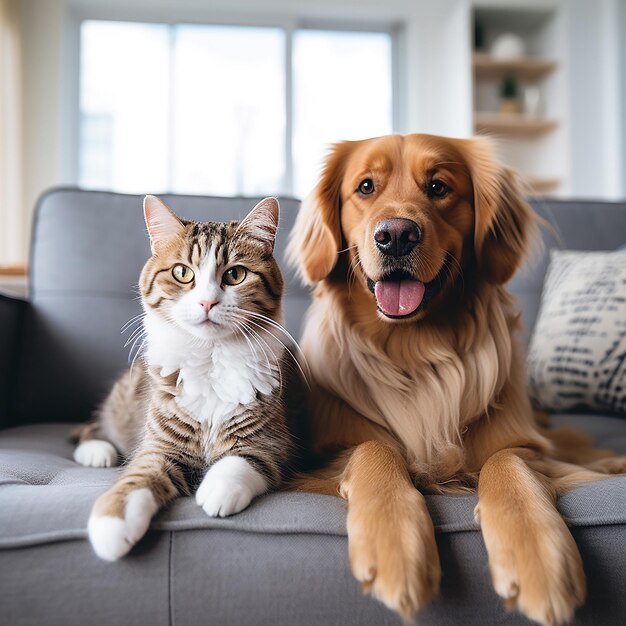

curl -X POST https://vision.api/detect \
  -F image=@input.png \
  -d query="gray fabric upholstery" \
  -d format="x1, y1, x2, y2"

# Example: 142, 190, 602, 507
1, 418, 625, 547
1, 418, 625, 625
3, 190, 626, 625
11, 189, 307, 426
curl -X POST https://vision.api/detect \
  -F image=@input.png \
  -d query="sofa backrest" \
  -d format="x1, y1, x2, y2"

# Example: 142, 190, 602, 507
14, 189, 309, 424
11, 190, 626, 426
510, 200, 626, 343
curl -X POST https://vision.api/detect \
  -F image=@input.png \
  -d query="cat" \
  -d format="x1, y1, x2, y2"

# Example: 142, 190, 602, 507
73, 195, 301, 561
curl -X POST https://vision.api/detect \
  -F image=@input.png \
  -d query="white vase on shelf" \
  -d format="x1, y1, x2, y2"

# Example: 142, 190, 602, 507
490, 33, 526, 59
523, 85, 543, 117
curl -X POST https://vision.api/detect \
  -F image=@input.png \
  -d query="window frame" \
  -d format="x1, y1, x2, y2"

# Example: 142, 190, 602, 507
69, 9, 403, 198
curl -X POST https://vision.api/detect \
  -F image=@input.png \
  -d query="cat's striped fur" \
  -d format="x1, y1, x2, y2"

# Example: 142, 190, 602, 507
74, 196, 301, 561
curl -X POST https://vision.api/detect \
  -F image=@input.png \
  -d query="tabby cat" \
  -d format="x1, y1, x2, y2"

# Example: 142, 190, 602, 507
73, 195, 298, 561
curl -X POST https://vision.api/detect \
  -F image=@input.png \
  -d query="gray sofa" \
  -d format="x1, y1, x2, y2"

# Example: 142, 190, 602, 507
1, 189, 625, 626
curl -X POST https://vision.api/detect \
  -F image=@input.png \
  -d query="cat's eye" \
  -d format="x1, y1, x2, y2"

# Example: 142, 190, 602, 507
223, 266, 247, 286
172, 264, 194, 284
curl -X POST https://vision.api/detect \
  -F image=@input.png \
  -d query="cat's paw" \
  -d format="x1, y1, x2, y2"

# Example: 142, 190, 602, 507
74, 440, 118, 467
88, 488, 157, 561
195, 456, 267, 518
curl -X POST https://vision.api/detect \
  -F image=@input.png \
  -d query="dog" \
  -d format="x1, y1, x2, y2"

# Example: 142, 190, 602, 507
287, 133, 626, 625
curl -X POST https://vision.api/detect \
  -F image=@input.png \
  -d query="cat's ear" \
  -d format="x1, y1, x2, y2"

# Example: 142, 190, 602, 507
239, 197, 280, 254
143, 195, 185, 254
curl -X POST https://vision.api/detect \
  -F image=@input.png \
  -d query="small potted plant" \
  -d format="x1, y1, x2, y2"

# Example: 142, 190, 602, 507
499, 75, 520, 114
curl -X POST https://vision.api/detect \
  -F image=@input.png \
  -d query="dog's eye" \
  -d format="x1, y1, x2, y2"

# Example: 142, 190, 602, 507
428, 179, 450, 199
357, 179, 375, 195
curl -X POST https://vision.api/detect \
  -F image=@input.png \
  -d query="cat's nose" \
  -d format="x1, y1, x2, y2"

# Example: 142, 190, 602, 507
199, 300, 218, 314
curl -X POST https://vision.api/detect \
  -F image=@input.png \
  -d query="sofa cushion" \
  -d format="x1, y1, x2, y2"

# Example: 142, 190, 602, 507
2, 418, 626, 626
527, 249, 626, 415
1, 416, 625, 549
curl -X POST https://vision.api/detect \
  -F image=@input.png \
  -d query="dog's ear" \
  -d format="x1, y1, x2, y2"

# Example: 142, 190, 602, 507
288, 142, 355, 284
463, 138, 536, 284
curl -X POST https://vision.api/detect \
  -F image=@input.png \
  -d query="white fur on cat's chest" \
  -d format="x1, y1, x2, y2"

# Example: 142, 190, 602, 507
143, 313, 280, 431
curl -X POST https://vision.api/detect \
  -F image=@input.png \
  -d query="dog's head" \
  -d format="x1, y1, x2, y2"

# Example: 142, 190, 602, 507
289, 133, 535, 322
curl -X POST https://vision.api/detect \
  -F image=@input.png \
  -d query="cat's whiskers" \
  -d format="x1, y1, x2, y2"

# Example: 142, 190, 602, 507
231, 321, 272, 375
129, 336, 148, 376
131, 282, 143, 300
233, 318, 284, 393
231, 316, 275, 372
121, 312, 146, 333
241, 316, 310, 389
227, 309, 281, 365
121, 321, 144, 339
238, 310, 312, 384
227, 308, 288, 386
245, 323, 286, 394
239, 310, 302, 351
124, 325, 147, 348
231, 319, 263, 361
127, 328, 147, 361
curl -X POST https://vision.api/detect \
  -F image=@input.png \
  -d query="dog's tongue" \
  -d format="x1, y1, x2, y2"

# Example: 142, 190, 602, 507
374, 279, 425, 316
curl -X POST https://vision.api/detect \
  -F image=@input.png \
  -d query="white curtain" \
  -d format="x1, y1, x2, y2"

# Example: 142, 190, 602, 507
0, 0, 22, 267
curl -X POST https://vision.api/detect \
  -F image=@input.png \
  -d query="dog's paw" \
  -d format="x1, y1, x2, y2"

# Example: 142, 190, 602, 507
74, 440, 118, 468
347, 487, 440, 622
196, 456, 267, 518
88, 488, 157, 561
483, 516, 585, 626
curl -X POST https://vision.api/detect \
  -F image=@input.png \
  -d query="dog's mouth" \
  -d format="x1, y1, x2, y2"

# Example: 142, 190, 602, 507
366, 269, 443, 319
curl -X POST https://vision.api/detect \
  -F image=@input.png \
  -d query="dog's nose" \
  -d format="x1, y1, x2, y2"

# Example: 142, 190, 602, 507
373, 219, 422, 257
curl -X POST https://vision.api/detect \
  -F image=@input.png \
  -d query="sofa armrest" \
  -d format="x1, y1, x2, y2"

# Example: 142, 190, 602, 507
0, 293, 28, 428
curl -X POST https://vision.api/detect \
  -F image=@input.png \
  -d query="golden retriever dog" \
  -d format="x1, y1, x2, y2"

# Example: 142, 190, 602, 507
287, 134, 626, 626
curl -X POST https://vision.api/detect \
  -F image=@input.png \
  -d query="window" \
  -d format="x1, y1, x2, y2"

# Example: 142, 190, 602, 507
79, 20, 394, 199
292, 29, 393, 196
172, 25, 285, 196
80, 22, 170, 193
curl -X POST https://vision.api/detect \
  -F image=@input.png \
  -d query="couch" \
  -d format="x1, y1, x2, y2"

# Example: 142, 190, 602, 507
1, 189, 625, 625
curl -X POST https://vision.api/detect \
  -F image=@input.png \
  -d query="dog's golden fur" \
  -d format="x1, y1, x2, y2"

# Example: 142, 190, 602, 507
288, 134, 626, 625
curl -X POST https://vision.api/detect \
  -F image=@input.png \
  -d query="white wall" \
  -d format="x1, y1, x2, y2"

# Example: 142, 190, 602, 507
619, 0, 626, 197
9, 0, 626, 264
17, 0, 67, 262
565, 0, 624, 199
0, 0, 23, 265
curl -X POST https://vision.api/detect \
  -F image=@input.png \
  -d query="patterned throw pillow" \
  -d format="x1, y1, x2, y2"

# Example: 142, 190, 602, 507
527, 249, 626, 415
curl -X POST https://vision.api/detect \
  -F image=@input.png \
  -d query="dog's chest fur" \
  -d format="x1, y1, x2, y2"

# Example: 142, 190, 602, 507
305, 286, 514, 465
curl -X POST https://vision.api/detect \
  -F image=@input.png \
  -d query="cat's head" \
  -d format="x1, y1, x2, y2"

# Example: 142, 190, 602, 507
139, 196, 283, 342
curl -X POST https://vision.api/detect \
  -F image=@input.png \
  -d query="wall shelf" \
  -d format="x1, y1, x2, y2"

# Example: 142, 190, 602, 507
473, 53, 557, 80
474, 113, 558, 136
526, 177, 561, 194
473, 7, 564, 195
0, 265, 27, 276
